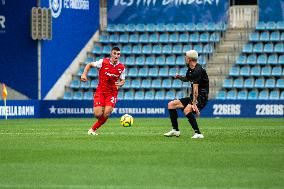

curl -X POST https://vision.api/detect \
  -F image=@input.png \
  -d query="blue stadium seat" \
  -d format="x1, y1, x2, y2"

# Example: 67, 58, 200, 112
274, 43, 284, 53
253, 43, 263, 53
155, 90, 166, 100
176, 55, 184, 65
109, 34, 119, 43
281, 32, 284, 41
244, 78, 254, 88
165, 23, 176, 32
236, 55, 246, 65
278, 55, 284, 65
165, 90, 176, 100
125, 24, 135, 32
265, 78, 276, 88
128, 67, 138, 77
256, 54, 267, 65
226, 90, 237, 100
135, 56, 145, 66
122, 45, 132, 54
144, 90, 155, 100
179, 33, 189, 43
148, 67, 159, 77
247, 54, 257, 65
237, 90, 248, 100
142, 44, 152, 54
179, 67, 187, 75
266, 21, 276, 30
161, 79, 172, 89
276, 79, 284, 88
172, 44, 183, 54
151, 79, 162, 88
149, 33, 159, 43
169, 33, 179, 43
139, 33, 149, 43
141, 79, 151, 88
276, 21, 284, 30
183, 44, 192, 53
106, 24, 115, 32
193, 44, 203, 54
155, 55, 166, 66
261, 66, 271, 76
83, 91, 93, 100
152, 45, 162, 54
229, 67, 240, 77
175, 23, 186, 32
199, 55, 207, 65
199, 33, 209, 42
267, 54, 278, 65
122, 79, 130, 89
138, 67, 149, 77
80, 80, 90, 89
159, 67, 169, 77
129, 34, 139, 43
156, 23, 166, 32
169, 67, 179, 77
269, 90, 280, 100
260, 32, 270, 41
63, 91, 73, 100
87, 68, 98, 78
116, 24, 126, 32
250, 66, 261, 76
185, 23, 195, 32
135, 24, 145, 32
124, 90, 134, 100
249, 32, 259, 41
195, 23, 206, 31
132, 44, 142, 54
263, 43, 274, 53
223, 78, 233, 88
159, 33, 169, 43
92, 45, 102, 55
209, 32, 220, 42
256, 22, 266, 30
254, 78, 265, 88
134, 91, 145, 100
206, 22, 216, 32
248, 90, 258, 100
203, 44, 213, 53
125, 56, 135, 66
281, 91, 284, 100
145, 23, 156, 32
90, 80, 98, 89
233, 78, 244, 88
119, 34, 129, 43
99, 35, 109, 43
258, 90, 269, 100
242, 43, 253, 53
131, 79, 141, 89
73, 91, 83, 100
70, 79, 80, 89
172, 79, 182, 88
77, 67, 84, 76
189, 33, 199, 43
145, 56, 155, 66
270, 31, 280, 41
162, 45, 172, 54
102, 45, 112, 54
176, 90, 187, 99
165, 55, 176, 66
118, 91, 124, 99
271, 66, 282, 76
216, 90, 226, 100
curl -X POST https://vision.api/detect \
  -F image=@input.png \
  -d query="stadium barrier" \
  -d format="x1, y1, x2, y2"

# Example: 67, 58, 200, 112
0, 100, 283, 119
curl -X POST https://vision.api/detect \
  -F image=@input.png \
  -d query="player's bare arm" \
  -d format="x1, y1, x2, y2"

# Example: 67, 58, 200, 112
174, 75, 189, 82
81, 63, 92, 82
192, 84, 200, 116
115, 79, 125, 88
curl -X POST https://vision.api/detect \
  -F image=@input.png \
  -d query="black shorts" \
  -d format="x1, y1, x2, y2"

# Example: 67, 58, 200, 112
179, 94, 208, 111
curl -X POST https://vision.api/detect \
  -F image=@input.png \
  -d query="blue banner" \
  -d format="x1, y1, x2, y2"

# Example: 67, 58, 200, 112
40, 0, 100, 98
0, 0, 38, 99
108, 0, 229, 24
259, 0, 284, 22
1, 100, 283, 119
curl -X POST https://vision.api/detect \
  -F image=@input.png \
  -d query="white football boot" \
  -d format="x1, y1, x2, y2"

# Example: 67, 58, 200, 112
88, 129, 98, 136
191, 133, 204, 139
164, 129, 181, 137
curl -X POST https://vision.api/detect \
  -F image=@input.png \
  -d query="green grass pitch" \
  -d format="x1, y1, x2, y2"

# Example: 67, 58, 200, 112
0, 118, 283, 189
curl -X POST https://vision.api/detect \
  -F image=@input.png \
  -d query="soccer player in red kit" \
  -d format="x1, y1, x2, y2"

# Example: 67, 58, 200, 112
81, 47, 125, 136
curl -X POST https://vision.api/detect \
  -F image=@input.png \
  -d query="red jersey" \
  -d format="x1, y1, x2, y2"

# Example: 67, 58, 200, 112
91, 58, 125, 94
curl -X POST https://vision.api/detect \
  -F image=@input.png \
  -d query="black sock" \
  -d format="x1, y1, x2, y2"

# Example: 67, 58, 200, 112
186, 112, 201, 134
169, 109, 179, 131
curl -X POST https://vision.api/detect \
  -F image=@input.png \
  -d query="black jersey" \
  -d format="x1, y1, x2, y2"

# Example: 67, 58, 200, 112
186, 63, 209, 96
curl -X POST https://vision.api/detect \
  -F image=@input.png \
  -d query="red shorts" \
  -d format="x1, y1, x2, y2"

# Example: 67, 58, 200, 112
93, 91, 118, 108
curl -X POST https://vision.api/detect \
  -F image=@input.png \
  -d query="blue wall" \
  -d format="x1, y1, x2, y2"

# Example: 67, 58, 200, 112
40, 0, 100, 98
259, 0, 284, 22
108, 0, 229, 24
0, 0, 38, 99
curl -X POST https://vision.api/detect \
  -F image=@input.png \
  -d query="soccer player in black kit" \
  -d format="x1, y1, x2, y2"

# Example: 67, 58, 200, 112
164, 50, 209, 139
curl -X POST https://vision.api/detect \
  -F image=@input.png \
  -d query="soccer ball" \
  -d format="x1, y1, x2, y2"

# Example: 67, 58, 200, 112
120, 114, 134, 127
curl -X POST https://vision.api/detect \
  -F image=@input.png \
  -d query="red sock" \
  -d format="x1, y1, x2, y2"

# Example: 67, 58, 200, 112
92, 116, 108, 131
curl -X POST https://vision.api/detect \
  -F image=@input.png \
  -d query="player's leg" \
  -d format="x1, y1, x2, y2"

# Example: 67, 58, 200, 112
88, 92, 105, 135
164, 99, 184, 137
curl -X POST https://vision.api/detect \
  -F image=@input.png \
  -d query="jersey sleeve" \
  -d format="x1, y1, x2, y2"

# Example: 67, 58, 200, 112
90, 59, 103, 68
120, 68, 126, 80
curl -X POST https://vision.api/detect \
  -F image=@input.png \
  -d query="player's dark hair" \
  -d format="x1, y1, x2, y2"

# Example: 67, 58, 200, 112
112, 47, 120, 51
